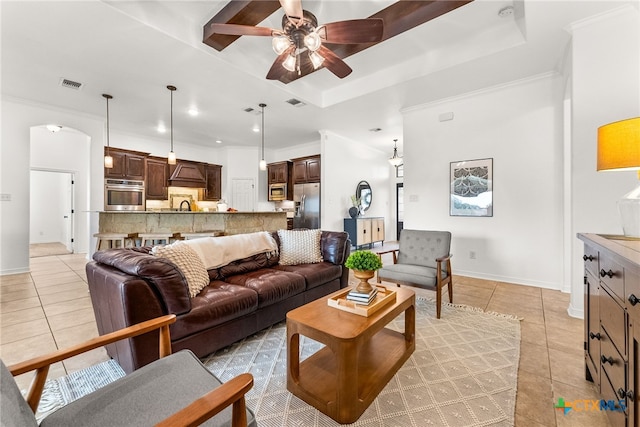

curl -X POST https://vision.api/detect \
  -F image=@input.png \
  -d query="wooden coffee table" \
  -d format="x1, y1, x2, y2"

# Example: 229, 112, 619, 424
286, 285, 415, 424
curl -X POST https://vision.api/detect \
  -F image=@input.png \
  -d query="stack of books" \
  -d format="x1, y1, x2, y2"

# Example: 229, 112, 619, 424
346, 287, 378, 305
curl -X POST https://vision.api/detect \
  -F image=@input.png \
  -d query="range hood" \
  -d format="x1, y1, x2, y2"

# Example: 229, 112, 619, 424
168, 162, 206, 188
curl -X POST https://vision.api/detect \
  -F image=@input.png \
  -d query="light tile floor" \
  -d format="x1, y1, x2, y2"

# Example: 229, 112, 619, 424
0, 249, 611, 426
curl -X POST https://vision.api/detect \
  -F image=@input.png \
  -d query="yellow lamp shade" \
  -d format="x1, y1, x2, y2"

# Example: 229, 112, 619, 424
597, 117, 640, 171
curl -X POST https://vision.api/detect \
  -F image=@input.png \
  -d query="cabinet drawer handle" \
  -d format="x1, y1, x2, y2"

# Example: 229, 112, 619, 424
583, 255, 594, 262
629, 294, 640, 306
589, 332, 601, 340
618, 388, 634, 400
600, 269, 614, 278
601, 355, 615, 365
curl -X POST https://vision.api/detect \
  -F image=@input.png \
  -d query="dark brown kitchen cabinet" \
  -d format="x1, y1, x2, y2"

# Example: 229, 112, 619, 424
268, 161, 291, 185
105, 147, 146, 180
145, 156, 168, 200
579, 233, 640, 427
203, 164, 222, 201
292, 155, 320, 184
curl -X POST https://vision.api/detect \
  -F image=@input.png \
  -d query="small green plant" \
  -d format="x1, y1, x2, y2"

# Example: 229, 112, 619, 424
345, 250, 383, 271
350, 195, 361, 208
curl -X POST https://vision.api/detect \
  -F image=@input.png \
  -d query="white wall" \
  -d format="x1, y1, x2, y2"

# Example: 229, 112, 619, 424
1, 98, 105, 274
568, 7, 640, 317
321, 131, 392, 237
30, 126, 90, 252
402, 74, 564, 289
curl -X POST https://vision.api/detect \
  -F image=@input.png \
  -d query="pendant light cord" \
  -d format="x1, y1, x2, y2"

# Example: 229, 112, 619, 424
259, 103, 266, 161
170, 89, 174, 152
102, 94, 113, 151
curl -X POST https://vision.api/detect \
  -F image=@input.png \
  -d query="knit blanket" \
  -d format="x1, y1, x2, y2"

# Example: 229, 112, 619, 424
179, 231, 278, 269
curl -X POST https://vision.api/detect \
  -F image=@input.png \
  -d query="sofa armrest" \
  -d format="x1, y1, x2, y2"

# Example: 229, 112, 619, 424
93, 249, 191, 315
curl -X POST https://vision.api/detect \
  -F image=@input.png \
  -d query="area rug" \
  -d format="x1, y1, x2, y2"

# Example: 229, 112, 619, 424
36, 297, 521, 426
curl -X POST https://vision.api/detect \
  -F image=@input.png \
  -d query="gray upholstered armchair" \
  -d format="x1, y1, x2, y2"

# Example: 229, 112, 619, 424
1, 315, 256, 427
377, 230, 453, 318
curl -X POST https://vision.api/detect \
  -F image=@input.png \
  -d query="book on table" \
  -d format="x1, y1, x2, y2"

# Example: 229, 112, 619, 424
346, 287, 378, 305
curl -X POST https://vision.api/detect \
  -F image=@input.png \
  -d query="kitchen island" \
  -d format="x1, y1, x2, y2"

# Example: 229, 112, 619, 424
99, 211, 287, 237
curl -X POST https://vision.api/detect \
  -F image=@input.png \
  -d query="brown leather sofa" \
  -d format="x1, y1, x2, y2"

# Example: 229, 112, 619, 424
86, 230, 350, 374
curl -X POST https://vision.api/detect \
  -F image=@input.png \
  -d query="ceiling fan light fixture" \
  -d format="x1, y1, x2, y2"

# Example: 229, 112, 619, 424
272, 36, 291, 55
304, 31, 321, 51
282, 53, 297, 72
309, 51, 324, 69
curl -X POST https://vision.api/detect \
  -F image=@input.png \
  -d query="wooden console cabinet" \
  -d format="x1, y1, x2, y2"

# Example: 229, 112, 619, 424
579, 233, 640, 427
344, 217, 385, 249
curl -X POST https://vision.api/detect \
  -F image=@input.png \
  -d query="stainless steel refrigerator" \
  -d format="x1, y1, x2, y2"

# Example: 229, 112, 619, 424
293, 183, 320, 229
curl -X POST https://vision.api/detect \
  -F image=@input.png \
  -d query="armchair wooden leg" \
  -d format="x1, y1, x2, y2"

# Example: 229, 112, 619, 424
448, 279, 453, 303
436, 282, 442, 319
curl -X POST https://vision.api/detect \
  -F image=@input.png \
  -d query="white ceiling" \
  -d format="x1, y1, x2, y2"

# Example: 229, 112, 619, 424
1, 0, 634, 154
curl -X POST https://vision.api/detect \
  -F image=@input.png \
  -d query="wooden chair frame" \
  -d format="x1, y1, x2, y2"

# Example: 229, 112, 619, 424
7, 314, 253, 427
377, 250, 453, 319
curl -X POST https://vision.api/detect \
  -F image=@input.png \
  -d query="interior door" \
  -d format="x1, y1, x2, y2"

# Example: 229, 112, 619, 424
397, 183, 404, 240
30, 169, 74, 252
231, 178, 255, 212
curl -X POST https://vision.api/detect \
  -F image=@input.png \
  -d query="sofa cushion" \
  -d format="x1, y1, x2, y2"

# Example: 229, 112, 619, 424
216, 252, 279, 279
152, 243, 210, 298
224, 269, 306, 308
170, 282, 259, 341
92, 249, 191, 315
275, 262, 342, 290
277, 229, 323, 265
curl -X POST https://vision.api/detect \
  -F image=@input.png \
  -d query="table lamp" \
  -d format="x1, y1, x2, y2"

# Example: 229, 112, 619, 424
597, 117, 640, 238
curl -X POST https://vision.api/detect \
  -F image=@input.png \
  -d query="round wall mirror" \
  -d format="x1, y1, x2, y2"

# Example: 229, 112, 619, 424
356, 181, 372, 212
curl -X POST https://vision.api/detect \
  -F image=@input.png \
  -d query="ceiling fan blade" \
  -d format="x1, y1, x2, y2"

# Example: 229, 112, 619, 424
317, 45, 352, 79
209, 23, 275, 37
279, 0, 304, 25
266, 47, 296, 80
320, 19, 384, 44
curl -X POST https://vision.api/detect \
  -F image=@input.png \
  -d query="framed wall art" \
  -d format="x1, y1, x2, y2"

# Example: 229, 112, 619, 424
450, 158, 493, 217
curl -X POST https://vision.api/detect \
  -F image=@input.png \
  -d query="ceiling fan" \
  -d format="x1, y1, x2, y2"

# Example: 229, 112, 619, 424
207, 0, 384, 81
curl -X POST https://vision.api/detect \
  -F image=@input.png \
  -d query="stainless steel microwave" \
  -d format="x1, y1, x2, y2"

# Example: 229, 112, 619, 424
268, 183, 287, 201
104, 179, 145, 211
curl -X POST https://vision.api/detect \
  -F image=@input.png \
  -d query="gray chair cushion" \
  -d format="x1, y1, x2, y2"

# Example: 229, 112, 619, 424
378, 263, 448, 288
40, 350, 256, 427
0, 360, 39, 427
396, 230, 451, 270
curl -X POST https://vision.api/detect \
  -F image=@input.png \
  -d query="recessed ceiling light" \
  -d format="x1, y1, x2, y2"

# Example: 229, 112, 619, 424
215, 139, 222, 144
252, 125, 260, 133
157, 124, 167, 133
188, 108, 199, 116
46, 124, 62, 132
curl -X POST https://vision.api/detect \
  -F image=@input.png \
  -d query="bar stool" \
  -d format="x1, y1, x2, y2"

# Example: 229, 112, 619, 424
138, 233, 172, 247
175, 231, 224, 240
93, 233, 130, 252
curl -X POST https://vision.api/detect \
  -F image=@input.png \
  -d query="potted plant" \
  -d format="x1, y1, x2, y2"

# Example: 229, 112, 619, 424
345, 250, 383, 293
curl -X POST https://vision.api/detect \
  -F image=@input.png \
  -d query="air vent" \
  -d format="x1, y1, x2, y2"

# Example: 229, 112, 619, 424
59, 78, 83, 90
242, 107, 261, 115
286, 98, 306, 107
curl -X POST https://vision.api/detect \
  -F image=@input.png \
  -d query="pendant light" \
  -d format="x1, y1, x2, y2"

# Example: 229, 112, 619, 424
388, 139, 403, 166
259, 103, 267, 171
102, 94, 114, 169
167, 85, 177, 165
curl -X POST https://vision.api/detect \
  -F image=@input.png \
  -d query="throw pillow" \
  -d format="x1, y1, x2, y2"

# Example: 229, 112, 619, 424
277, 229, 323, 266
152, 243, 210, 297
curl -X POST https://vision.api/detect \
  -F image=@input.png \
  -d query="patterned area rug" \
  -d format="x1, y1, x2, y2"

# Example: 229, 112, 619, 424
36, 297, 520, 426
